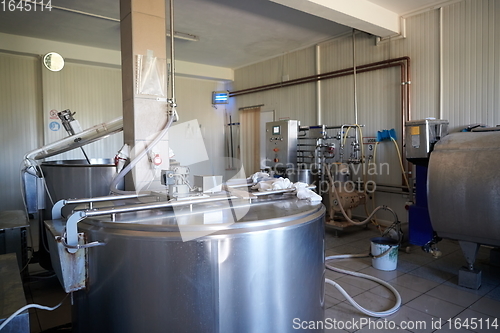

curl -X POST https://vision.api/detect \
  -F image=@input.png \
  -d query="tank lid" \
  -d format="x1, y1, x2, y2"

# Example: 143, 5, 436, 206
83, 196, 324, 232
41, 159, 115, 166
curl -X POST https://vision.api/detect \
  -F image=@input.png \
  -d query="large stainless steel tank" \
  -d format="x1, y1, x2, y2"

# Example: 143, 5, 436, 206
72, 197, 325, 333
428, 130, 500, 247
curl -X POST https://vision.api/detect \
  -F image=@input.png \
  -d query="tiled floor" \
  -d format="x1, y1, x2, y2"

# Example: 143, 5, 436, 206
324, 225, 500, 333
21, 219, 71, 333
24, 265, 71, 333
20, 222, 500, 332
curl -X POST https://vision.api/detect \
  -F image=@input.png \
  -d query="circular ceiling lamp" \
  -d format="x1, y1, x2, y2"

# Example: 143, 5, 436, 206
43, 52, 65, 71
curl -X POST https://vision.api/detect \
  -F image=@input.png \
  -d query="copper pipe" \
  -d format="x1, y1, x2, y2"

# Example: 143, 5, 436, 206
229, 67, 353, 96
229, 57, 411, 97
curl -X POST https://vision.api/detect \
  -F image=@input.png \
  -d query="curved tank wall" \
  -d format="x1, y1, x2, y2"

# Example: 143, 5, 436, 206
72, 197, 325, 333
40, 159, 121, 269
428, 131, 500, 247
41, 159, 120, 218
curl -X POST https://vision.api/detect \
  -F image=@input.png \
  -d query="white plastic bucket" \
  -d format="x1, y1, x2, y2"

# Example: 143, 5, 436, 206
371, 237, 399, 271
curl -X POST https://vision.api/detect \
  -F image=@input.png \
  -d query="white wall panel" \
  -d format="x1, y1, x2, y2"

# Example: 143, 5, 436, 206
0, 53, 41, 210
442, 0, 500, 129
174, 77, 229, 180
42, 62, 123, 161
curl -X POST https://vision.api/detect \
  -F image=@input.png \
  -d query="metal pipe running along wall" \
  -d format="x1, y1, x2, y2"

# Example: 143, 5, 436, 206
229, 56, 412, 184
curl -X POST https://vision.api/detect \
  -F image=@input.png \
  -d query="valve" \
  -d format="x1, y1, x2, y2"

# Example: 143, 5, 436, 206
114, 144, 129, 173
148, 149, 162, 169
153, 154, 162, 167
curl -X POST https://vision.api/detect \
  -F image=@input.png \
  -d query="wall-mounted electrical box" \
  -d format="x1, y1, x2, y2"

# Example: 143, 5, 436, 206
405, 119, 449, 160
265, 120, 298, 170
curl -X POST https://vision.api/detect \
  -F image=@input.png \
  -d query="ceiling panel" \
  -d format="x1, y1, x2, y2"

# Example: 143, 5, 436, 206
0, 0, 452, 68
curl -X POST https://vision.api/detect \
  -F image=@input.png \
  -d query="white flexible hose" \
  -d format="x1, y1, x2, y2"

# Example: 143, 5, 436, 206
325, 164, 399, 226
110, 114, 175, 195
325, 254, 401, 317
0, 298, 66, 331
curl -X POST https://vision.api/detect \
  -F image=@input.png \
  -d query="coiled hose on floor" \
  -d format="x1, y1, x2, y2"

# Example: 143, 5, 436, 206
325, 252, 402, 317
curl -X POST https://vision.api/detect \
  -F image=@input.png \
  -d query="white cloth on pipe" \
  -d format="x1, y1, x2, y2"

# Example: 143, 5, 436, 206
251, 177, 293, 192
293, 182, 308, 190
272, 177, 291, 190
249, 171, 272, 185
252, 180, 273, 191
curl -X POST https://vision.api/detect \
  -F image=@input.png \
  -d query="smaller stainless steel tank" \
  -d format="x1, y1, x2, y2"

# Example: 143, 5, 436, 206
428, 131, 500, 247
39, 159, 121, 270
286, 168, 318, 185
41, 159, 120, 218
41, 159, 118, 204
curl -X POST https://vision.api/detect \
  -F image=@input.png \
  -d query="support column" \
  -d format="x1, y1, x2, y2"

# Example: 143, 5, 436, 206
120, 0, 169, 191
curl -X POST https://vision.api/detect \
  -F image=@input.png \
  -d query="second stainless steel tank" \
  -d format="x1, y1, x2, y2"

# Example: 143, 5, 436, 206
71, 196, 325, 333
41, 159, 119, 216
428, 130, 500, 247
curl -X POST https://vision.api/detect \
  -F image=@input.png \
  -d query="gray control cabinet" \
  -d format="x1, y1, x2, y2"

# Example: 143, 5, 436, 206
265, 120, 298, 169
405, 119, 448, 159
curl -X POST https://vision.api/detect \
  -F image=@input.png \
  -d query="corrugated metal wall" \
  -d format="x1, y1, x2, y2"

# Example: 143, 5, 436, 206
232, 47, 317, 125
442, 0, 500, 128
0, 53, 41, 211
230, 0, 500, 222
42, 62, 123, 161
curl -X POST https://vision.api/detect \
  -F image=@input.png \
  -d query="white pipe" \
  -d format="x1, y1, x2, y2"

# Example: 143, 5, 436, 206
65, 193, 239, 252
439, 7, 444, 119
325, 163, 399, 226
109, 115, 174, 194
0, 297, 67, 330
352, 29, 358, 125
315, 44, 322, 125
325, 254, 401, 317
24, 117, 123, 161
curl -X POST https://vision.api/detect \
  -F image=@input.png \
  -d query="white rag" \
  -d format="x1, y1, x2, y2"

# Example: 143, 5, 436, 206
249, 171, 272, 185
251, 177, 293, 192
272, 177, 292, 190
296, 188, 322, 202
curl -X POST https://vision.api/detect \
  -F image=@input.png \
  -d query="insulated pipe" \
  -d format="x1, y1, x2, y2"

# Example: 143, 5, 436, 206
168, 0, 176, 107
352, 30, 359, 126
24, 117, 123, 161
439, 7, 444, 120
315, 44, 322, 125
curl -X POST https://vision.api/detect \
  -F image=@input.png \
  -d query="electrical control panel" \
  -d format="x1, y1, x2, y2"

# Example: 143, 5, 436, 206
405, 119, 449, 160
265, 120, 298, 170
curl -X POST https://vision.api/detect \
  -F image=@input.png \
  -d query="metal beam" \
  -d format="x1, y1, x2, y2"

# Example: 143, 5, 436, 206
270, 0, 401, 37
